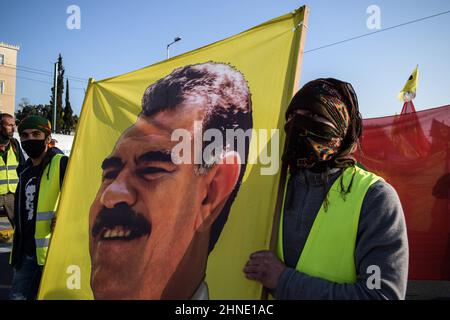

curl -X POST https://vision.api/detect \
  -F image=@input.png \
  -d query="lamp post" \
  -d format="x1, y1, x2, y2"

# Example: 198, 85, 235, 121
52, 60, 58, 133
166, 37, 181, 59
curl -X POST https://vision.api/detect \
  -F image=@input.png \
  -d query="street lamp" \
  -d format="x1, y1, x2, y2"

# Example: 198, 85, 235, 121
166, 37, 181, 59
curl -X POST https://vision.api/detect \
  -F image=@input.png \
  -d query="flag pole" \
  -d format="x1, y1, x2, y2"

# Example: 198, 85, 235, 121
53, 61, 58, 133
260, 5, 309, 300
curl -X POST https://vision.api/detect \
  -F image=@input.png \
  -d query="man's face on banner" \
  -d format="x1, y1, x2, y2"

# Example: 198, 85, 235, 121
89, 102, 240, 299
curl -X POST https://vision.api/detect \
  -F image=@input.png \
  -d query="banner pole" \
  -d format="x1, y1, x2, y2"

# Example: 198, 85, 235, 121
261, 5, 309, 300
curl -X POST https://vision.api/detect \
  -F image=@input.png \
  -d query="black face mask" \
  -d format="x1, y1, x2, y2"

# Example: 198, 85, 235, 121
21, 139, 47, 159
0, 134, 9, 146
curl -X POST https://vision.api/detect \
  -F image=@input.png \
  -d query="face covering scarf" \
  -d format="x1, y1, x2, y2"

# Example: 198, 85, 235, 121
284, 79, 353, 170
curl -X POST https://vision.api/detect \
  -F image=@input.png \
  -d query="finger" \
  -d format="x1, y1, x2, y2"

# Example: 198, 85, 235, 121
246, 257, 266, 267
250, 255, 281, 268
243, 265, 263, 274
250, 250, 272, 259
244, 271, 263, 281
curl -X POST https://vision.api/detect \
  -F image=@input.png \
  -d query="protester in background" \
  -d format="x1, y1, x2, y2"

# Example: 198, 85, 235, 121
48, 138, 64, 155
244, 78, 409, 299
0, 113, 25, 229
48, 139, 57, 148
9, 115, 68, 300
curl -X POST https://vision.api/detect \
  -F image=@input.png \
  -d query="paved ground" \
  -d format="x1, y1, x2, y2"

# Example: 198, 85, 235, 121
0, 216, 13, 299
0, 217, 448, 300
0, 252, 13, 299
406, 280, 450, 300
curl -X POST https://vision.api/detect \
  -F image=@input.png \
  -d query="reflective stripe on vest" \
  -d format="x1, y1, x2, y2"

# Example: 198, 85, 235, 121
35, 238, 50, 248
0, 147, 19, 194
0, 179, 19, 184
36, 211, 55, 221
34, 154, 63, 266
277, 166, 382, 284
0, 165, 18, 170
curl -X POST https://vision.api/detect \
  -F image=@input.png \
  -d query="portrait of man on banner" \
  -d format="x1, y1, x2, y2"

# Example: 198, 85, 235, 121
88, 62, 253, 299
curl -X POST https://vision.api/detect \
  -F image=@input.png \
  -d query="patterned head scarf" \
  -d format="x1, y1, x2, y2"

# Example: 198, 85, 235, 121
284, 78, 362, 173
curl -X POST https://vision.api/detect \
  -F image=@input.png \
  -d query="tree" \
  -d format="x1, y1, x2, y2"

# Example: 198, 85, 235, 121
50, 54, 65, 133
63, 78, 75, 134
17, 54, 79, 135
18, 97, 31, 109
15, 98, 52, 123
73, 114, 79, 128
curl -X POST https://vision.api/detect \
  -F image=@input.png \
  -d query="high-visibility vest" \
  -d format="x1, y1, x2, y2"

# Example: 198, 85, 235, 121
0, 147, 19, 194
277, 166, 382, 284
34, 153, 64, 266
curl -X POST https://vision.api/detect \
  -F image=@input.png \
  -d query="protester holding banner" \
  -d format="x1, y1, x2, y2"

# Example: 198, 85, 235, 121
9, 115, 68, 300
244, 78, 409, 299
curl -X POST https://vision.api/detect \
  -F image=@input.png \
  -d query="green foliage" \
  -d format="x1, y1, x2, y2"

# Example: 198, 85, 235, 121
18, 54, 78, 134
62, 78, 75, 134
49, 54, 65, 132
15, 98, 52, 123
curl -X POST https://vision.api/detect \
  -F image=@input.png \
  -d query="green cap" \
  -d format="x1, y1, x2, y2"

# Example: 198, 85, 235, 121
18, 115, 52, 137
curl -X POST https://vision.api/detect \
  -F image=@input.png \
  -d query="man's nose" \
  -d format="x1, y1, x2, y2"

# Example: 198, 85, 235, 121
100, 171, 136, 208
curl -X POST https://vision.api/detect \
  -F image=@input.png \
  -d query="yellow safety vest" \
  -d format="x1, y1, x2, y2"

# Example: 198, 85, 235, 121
34, 154, 63, 266
277, 166, 382, 284
0, 146, 19, 194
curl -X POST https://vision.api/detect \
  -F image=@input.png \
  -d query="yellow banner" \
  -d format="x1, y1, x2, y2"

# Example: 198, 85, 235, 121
39, 6, 308, 300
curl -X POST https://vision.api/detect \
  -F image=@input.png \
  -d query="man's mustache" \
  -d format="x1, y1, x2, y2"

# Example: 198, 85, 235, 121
91, 203, 151, 240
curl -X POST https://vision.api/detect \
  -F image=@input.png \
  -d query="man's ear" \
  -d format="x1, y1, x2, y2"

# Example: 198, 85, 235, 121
196, 151, 241, 231
46, 135, 52, 144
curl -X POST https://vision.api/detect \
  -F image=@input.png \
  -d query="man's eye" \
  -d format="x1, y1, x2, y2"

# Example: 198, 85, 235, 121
138, 167, 168, 176
103, 170, 119, 180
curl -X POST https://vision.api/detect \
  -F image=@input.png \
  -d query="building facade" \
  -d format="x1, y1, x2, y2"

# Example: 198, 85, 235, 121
0, 42, 20, 115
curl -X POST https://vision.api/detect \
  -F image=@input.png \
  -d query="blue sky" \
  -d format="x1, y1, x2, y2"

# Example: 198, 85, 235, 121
1, 0, 449, 118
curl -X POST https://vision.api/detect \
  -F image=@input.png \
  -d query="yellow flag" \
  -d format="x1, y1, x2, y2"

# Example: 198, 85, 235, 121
398, 65, 419, 102
38, 6, 308, 300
